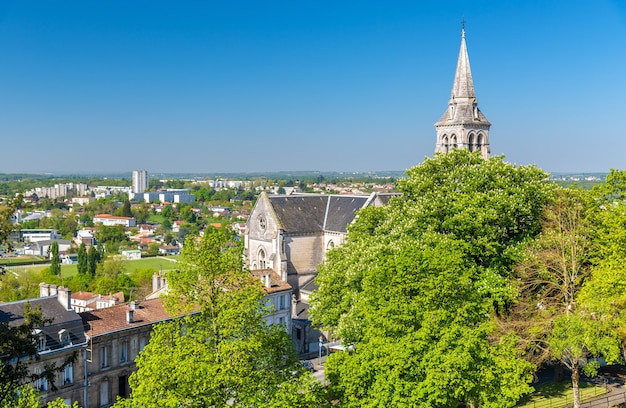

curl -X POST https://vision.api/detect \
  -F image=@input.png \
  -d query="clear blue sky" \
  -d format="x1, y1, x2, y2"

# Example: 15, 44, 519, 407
0, 1, 624, 174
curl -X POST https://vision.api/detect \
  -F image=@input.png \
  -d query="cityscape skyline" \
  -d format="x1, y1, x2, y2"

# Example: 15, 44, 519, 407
0, 1, 625, 174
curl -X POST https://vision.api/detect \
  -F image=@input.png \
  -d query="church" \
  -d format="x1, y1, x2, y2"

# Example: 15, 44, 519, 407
435, 26, 491, 158
245, 27, 490, 354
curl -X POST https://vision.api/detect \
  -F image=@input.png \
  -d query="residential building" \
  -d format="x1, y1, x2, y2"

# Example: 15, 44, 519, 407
41, 284, 124, 314
0, 287, 88, 406
132, 170, 148, 194
93, 214, 136, 228
75, 229, 96, 247
434, 27, 491, 158
252, 269, 293, 331
80, 299, 175, 407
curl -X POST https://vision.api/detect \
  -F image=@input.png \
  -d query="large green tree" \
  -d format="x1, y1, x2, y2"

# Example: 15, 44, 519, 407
512, 188, 620, 408
310, 150, 554, 407
114, 227, 326, 407
76, 243, 88, 275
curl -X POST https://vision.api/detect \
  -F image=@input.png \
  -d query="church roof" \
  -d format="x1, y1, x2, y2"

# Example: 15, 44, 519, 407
267, 193, 371, 234
435, 28, 490, 127
452, 28, 475, 99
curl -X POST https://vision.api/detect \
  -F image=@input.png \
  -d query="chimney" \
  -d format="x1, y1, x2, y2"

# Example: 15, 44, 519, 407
39, 283, 50, 297
152, 272, 160, 292
126, 309, 134, 324
264, 274, 271, 288
130, 301, 136, 310
57, 287, 72, 311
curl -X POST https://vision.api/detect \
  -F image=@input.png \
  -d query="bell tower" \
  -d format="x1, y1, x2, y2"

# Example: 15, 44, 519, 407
434, 26, 491, 158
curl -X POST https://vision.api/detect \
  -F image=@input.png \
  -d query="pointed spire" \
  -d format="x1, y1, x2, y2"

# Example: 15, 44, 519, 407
450, 26, 475, 100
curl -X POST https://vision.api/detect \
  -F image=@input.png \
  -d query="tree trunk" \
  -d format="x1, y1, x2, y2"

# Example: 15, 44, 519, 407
572, 363, 581, 408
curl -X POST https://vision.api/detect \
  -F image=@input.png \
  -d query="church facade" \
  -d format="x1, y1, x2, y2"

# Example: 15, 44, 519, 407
435, 28, 491, 158
245, 192, 396, 353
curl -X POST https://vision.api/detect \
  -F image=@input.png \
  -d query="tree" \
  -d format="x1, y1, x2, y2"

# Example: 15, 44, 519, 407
311, 150, 553, 407
132, 202, 151, 224
88, 245, 101, 277
0, 195, 22, 251
77, 243, 88, 275
49, 241, 61, 276
114, 227, 326, 407
0, 303, 73, 407
512, 188, 621, 408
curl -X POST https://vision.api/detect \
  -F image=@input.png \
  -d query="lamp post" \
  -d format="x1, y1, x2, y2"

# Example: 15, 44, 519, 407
318, 336, 323, 362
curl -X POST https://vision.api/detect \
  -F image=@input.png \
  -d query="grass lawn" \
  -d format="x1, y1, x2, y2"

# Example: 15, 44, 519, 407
517, 380, 608, 407
0, 256, 46, 265
7, 256, 178, 277
123, 256, 179, 274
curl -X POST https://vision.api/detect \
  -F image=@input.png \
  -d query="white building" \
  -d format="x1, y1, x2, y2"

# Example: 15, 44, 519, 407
93, 214, 136, 227
132, 170, 148, 194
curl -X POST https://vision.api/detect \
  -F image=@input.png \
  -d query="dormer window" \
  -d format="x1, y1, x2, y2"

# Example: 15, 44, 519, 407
58, 329, 70, 346
34, 329, 46, 352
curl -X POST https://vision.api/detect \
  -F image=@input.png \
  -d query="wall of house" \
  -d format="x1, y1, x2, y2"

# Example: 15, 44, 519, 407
87, 327, 152, 408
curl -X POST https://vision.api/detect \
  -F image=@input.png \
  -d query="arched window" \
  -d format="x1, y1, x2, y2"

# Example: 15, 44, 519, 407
468, 133, 475, 152
477, 133, 484, 149
451, 134, 458, 149
442, 135, 449, 153
327, 240, 335, 250
258, 248, 266, 270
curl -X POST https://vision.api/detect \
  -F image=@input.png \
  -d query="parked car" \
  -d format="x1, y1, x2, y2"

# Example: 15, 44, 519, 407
300, 360, 315, 372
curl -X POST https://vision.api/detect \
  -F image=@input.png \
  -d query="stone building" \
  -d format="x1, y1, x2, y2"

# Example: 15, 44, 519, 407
80, 299, 174, 407
245, 192, 396, 353
0, 290, 88, 406
435, 27, 491, 158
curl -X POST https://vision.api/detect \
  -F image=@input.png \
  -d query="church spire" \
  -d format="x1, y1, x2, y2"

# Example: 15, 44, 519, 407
434, 25, 491, 158
451, 25, 475, 100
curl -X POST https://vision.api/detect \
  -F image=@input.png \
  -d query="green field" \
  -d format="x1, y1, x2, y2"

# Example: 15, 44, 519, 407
5, 256, 179, 277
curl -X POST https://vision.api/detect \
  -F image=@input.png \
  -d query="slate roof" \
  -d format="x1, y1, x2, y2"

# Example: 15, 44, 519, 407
300, 277, 318, 294
267, 194, 371, 234
435, 29, 491, 128
0, 297, 87, 353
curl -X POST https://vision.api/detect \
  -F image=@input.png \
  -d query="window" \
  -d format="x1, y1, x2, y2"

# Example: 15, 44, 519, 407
258, 248, 266, 270
100, 346, 109, 369
58, 329, 70, 346
279, 295, 285, 310
120, 340, 129, 364
34, 329, 45, 352
62, 363, 73, 385
100, 381, 110, 407
35, 368, 48, 391
139, 337, 146, 353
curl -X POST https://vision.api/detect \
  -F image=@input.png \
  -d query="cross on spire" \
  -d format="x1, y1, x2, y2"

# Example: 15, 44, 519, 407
461, 17, 466, 37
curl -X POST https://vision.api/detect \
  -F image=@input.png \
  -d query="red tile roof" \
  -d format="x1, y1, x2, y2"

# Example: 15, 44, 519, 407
251, 269, 292, 294
80, 298, 177, 337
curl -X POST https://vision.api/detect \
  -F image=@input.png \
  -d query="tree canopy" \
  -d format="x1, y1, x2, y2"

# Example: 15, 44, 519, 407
115, 227, 326, 407
310, 150, 554, 407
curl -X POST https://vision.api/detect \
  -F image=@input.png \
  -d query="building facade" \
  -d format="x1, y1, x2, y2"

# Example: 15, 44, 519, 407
0, 290, 88, 407
245, 192, 396, 353
131, 170, 148, 195
434, 27, 491, 158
